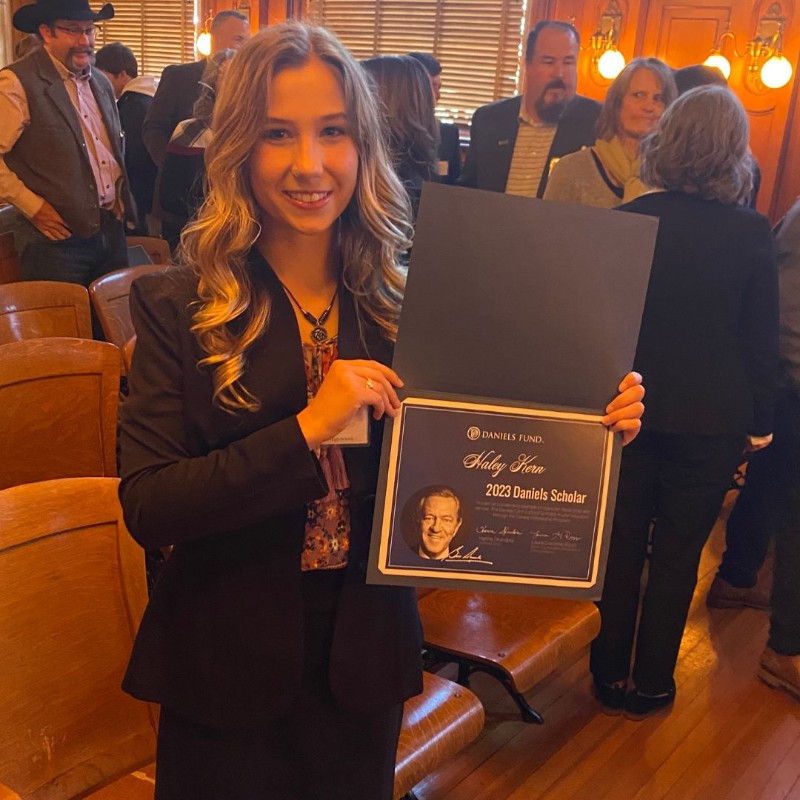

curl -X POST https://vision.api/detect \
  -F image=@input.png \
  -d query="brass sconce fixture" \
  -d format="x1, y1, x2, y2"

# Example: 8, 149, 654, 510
591, 0, 626, 80
703, 2, 793, 91
196, 10, 214, 56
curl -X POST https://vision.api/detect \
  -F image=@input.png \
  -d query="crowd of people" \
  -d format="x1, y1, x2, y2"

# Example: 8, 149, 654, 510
1, 2, 798, 798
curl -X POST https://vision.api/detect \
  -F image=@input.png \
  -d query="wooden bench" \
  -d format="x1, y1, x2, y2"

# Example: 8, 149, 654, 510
419, 589, 600, 723
394, 671, 484, 800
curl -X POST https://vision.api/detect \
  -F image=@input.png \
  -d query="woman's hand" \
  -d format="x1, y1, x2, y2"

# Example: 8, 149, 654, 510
296, 359, 403, 449
602, 371, 645, 446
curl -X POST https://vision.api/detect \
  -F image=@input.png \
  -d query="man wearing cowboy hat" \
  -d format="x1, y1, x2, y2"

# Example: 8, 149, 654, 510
0, 0, 132, 288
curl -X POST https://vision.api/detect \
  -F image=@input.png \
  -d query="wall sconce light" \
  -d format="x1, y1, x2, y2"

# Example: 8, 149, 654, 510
591, 0, 626, 80
196, 11, 214, 56
703, 2, 793, 91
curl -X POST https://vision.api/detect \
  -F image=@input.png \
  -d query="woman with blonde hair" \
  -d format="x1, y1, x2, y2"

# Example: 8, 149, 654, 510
545, 57, 676, 208
118, 21, 645, 798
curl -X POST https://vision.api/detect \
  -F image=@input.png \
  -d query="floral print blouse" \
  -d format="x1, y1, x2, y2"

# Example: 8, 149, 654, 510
300, 340, 351, 571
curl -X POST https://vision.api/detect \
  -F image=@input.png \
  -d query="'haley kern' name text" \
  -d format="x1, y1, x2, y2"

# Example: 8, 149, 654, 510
463, 449, 545, 478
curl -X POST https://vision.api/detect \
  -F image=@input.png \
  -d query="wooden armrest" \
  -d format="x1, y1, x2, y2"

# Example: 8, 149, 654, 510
0, 782, 22, 800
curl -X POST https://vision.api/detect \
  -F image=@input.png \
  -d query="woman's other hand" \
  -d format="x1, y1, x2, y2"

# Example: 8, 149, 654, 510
602, 371, 645, 446
297, 359, 403, 449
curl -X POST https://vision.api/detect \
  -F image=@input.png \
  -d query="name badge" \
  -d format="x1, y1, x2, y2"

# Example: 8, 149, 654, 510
438, 159, 449, 176
322, 405, 370, 447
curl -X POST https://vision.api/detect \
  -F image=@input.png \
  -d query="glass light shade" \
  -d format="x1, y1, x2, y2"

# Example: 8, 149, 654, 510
760, 55, 793, 89
597, 48, 626, 80
196, 31, 212, 56
703, 52, 732, 80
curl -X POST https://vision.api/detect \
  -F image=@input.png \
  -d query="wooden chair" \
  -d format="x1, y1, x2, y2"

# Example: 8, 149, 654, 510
419, 590, 601, 723
0, 229, 21, 284
394, 672, 484, 799
0, 478, 156, 800
0, 338, 120, 490
0, 281, 92, 344
126, 236, 172, 265
89, 263, 170, 355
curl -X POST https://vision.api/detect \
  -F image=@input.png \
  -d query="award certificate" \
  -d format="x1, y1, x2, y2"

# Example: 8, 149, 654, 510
368, 396, 619, 599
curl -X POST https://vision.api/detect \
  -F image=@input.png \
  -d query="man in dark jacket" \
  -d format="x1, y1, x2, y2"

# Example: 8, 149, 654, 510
708, 199, 800, 702
96, 42, 158, 234
142, 10, 249, 167
459, 21, 600, 198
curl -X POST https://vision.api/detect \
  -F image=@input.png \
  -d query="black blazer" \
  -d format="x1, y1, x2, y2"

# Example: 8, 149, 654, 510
117, 89, 157, 230
620, 191, 779, 437
459, 94, 601, 197
142, 59, 206, 166
119, 257, 423, 729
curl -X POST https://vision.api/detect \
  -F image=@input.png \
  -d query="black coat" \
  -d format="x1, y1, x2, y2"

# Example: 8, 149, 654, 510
438, 121, 461, 184
119, 258, 423, 729
118, 89, 157, 230
459, 94, 601, 197
142, 60, 206, 166
620, 191, 779, 437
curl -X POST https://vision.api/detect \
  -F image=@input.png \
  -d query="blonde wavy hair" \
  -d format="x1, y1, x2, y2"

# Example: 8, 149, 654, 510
180, 22, 412, 412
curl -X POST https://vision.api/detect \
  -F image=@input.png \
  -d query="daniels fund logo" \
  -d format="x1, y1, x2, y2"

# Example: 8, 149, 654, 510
467, 426, 481, 440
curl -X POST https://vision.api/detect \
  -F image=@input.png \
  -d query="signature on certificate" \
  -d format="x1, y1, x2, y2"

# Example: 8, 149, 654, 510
531, 530, 583, 543
446, 546, 495, 565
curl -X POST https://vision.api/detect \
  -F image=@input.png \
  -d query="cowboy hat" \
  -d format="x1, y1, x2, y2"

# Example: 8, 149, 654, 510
13, 0, 115, 34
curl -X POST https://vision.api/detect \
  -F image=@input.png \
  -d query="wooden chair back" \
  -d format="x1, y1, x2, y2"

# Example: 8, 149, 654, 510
0, 281, 92, 344
126, 236, 171, 265
0, 478, 156, 799
0, 338, 120, 490
89, 263, 170, 351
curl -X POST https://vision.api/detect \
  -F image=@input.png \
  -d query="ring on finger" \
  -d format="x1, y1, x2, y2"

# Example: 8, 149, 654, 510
365, 378, 375, 391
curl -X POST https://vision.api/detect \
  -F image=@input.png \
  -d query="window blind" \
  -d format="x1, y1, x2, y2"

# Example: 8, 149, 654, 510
96, 0, 196, 77
308, 0, 527, 128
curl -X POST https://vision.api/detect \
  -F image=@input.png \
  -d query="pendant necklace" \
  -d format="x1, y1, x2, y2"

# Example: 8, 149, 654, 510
279, 280, 339, 344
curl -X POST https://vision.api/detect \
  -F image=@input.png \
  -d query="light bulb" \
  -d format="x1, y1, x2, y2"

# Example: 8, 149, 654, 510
597, 48, 626, 80
196, 31, 212, 57
703, 52, 732, 80
760, 55, 793, 89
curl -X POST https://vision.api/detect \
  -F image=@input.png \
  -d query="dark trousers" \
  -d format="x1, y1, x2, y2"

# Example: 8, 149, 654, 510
19, 209, 128, 288
590, 430, 745, 694
716, 393, 800, 602
154, 569, 404, 800
754, 392, 800, 655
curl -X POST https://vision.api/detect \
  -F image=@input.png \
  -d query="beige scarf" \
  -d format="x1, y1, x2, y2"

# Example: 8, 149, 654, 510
593, 136, 648, 203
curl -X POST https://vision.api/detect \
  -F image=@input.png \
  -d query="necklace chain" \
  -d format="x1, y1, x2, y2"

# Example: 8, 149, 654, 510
279, 280, 338, 344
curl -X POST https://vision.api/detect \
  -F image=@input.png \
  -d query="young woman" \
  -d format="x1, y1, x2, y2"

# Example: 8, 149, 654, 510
119, 22, 645, 799
544, 58, 676, 209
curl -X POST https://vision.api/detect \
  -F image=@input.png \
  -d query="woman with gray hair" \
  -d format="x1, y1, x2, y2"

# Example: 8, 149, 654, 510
544, 57, 676, 208
589, 85, 779, 720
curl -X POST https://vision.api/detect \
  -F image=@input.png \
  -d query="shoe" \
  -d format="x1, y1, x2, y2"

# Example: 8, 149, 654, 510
758, 646, 800, 702
593, 680, 626, 715
706, 575, 770, 611
623, 687, 675, 721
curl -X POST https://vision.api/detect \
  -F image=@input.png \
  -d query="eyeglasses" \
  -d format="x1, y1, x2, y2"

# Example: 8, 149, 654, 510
54, 24, 98, 38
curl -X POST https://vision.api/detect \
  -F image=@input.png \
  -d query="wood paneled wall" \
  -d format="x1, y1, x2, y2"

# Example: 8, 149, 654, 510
197, 0, 291, 31
529, 0, 800, 221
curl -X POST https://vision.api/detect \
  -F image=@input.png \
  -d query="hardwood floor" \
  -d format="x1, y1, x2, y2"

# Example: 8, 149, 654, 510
413, 491, 800, 800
